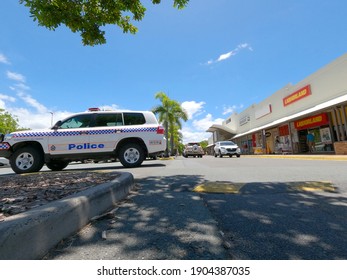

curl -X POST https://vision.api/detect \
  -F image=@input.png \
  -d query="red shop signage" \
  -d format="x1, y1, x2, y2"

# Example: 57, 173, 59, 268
278, 125, 289, 136
294, 113, 329, 130
283, 85, 311, 106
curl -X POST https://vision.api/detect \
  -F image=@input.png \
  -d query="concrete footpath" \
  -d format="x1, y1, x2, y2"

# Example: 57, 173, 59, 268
0, 172, 134, 260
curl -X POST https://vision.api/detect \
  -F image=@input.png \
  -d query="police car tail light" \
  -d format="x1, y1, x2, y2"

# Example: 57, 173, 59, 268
156, 126, 165, 134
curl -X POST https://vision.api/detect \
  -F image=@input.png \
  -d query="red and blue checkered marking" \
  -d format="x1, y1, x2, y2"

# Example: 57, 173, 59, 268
0, 143, 10, 150
12, 127, 157, 138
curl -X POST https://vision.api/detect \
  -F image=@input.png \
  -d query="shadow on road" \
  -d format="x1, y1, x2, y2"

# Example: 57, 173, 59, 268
204, 181, 347, 259
45, 176, 347, 260
45, 175, 229, 260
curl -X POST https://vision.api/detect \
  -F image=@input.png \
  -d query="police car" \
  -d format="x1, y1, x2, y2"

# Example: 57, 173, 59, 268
0, 108, 166, 174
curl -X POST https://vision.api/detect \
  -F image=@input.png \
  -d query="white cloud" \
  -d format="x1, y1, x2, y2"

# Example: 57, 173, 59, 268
17, 92, 48, 113
0, 62, 73, 129
0, 94, 16, 103
192, 114, 223, 131
181, 100, 205, 119
180, 100, 231, 143
206, 43, 253, 65
5, 106, 73, 129
181, 126, 210, 144
0, 53, 10, 64
0, 94, 16, 110
222, 104, 244, 115
1, 91, 72, 129
181, 113, 224, 143
7, 71, 26, 83
13, 83, 31, 91
99, 104, 121, 111
217, 51, 235, 62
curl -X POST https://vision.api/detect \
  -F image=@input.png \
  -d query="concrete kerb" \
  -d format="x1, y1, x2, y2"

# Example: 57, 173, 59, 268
0, 172, 134, 260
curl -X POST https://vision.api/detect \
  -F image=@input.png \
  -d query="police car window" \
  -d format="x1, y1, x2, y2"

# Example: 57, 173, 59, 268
123, 113, 145, 125
60, 115, 92, 129
95, 113, 123, 127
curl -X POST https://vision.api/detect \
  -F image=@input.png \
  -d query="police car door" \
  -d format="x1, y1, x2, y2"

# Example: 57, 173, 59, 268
89, 113, 123, 153
48, 114, 92, 155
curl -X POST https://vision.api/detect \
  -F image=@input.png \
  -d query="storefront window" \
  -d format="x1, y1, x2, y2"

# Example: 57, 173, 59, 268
272, 125, 291, 154
293, 113, 334, 153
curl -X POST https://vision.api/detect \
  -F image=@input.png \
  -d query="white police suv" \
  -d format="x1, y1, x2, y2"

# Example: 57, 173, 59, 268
0, 109, 166, 174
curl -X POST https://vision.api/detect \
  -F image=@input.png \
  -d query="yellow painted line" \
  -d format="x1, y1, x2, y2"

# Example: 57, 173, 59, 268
159, 157, 175, 160
193, 182, 244, 194
290, 181, 336, 192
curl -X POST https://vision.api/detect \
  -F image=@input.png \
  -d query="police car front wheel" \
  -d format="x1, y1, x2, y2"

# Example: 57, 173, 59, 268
10, 146, 44, 174
118, 143, 144, 168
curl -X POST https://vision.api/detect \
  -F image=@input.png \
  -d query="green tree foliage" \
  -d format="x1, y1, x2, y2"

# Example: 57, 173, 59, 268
152, 92, 188, 156
200, 140, 208, 150
0, 109, 20, 134
19, 0, 189, 46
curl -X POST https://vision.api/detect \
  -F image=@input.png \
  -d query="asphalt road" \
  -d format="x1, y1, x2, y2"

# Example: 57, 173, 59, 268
2, 155, 347, 259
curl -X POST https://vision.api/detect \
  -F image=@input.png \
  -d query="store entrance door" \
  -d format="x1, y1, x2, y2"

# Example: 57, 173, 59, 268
298, 130, 309, 153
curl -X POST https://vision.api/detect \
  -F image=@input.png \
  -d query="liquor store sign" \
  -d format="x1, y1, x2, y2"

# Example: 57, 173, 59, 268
294, 113, 329, 130
283, 85, 311, 106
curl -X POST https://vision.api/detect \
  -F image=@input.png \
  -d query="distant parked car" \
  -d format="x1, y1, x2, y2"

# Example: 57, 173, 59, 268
183, 142, 204, 158
214, 141, 241, 158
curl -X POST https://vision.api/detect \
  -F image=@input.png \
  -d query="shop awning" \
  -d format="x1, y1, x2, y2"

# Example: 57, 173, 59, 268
232, 92, 347, 139
206, 124, 236, 134
206, 124, 237, 140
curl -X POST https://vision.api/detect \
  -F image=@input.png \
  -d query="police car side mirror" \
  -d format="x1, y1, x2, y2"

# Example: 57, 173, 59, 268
52, 120, 62, 130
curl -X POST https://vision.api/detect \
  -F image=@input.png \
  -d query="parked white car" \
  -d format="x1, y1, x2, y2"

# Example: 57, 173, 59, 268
214, 141, 241, 158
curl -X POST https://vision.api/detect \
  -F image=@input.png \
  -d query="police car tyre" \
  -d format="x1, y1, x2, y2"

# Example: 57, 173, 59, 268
118, 143, 144, 168
10, 147, 44, 174
46, 160, 69, 171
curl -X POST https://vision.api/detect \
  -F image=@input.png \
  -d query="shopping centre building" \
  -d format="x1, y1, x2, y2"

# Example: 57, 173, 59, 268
206, 53, 347, 155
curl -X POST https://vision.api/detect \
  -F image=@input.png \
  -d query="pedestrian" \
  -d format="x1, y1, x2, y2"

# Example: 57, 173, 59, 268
307, 131, 315, 153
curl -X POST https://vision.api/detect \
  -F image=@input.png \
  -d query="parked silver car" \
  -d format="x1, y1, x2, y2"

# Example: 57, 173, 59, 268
183, 142, 204, 158
214, 141, 241, 158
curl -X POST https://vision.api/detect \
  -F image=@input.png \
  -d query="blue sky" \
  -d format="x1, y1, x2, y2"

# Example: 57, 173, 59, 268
1, 0, 347, 143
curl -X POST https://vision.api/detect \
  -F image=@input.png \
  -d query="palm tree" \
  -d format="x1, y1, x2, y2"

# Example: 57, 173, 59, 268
168, 102, 188, 155
152, 92, 188, 157
170, 124, 184, 155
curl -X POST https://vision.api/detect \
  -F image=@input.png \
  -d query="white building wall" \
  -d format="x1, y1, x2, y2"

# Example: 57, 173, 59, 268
207, 53, 347, 146
241, 53, 347, 132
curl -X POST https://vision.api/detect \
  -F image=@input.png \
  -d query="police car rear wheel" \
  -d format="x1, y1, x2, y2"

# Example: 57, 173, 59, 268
46, 160, 69, 171
118, 143, 144, 168
10, 147, 44, 174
